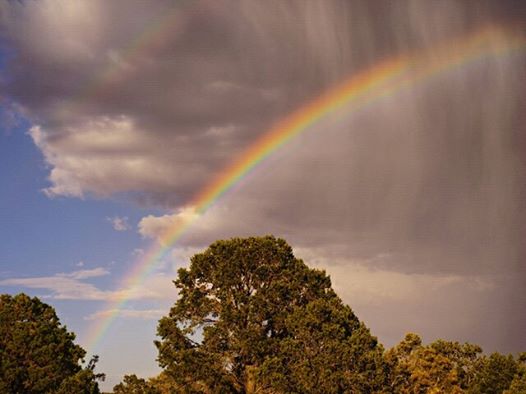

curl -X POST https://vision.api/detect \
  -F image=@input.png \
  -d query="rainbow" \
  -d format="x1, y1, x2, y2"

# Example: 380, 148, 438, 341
60, 2, 190, 116
84, 25, 525, 352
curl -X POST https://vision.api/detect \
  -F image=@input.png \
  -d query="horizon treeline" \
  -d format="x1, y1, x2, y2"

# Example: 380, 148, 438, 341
1, 236, 525, 393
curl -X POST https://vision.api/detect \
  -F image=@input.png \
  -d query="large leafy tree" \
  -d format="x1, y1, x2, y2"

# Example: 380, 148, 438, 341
0, 293, 103, 393
155, 236, 386, 393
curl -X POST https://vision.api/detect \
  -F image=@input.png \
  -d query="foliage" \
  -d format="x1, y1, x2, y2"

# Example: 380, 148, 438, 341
3, 238, 525, 394
0, 293, 103, 393
258, 298, 386, 393
148, 371, 182, 394
385, 333, 526, 394
113, 372, 181, 394
57, 356, 105, 394
384, 333, 474, 393
155, 236, 386, 393
504, 354, 526, 394
113, 374, 160, 394
387, 334, 489, 393
468, 352, 519, 394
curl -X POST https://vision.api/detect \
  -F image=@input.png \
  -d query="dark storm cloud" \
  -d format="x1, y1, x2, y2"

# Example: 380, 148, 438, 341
3, 1, 523, 203
1, 0, 525, 351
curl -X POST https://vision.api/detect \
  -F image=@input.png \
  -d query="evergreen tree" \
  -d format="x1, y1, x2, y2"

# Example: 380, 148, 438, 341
155, 236, 386, 393
385, 333, 482, 393
505, 353, 526, 394
0, 293, 104, 393
469, 353, 519, 394
113, 374, 160, 394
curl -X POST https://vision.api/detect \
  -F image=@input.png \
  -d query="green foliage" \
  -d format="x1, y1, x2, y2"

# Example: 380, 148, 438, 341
112, 372, 183, 394
505, 354, 526, 394
468, 352, 519, 394
113, 371, 191, 394
385, 333, 483, 393
258, 298, 386, 393
147, 371, 181, 394
385, 334, 526, 394
113, 374, 160, 394
428, 339, 482, 389
4, 238, 525, 394
0, 293, 103, 393
56, 356, 105, 394
155, 236, 386, 393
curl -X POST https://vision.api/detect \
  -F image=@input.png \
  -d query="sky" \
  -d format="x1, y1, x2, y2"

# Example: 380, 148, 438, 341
1, 0, 525, 390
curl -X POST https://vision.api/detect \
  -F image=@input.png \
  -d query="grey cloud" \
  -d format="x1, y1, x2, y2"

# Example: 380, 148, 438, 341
142, 57, 526, 276
1, 0, 525, 352
5, 1, 524, 203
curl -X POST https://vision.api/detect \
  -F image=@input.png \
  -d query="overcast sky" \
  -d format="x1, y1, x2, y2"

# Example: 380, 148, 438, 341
1, 0, 525, 390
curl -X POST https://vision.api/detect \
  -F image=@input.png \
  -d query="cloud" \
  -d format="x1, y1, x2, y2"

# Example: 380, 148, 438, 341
138, 207, 200, 244
0, 267, 176, 302
293, 247, 494, 305
0, 98, 24, 135
58, 267, 110, 280
132, 248, 145, 257
0, 271, 110, 300
29, 118, 192, 199
111, 273, 178, 301
328, 265, 489, 304
2, 0, 525, 352
6, 1, 521, 206
107, 216, 130, 231
289, 247, 503, 348
85, 308, 166, 321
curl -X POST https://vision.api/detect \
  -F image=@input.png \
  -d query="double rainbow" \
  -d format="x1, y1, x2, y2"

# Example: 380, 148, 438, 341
85, 25, 525, 352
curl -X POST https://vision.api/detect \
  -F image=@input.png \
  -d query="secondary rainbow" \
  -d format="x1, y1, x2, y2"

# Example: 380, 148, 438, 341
61, 2, 191, 114
85, 25, 525, 352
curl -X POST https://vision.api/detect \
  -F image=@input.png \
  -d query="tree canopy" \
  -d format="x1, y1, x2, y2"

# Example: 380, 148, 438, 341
155, 236, 386, 393
150, 236, 526, 394
113, 374, 161, 394
384, 333, 526, 394
1, 237, 525, 394
0, 293, 103, 393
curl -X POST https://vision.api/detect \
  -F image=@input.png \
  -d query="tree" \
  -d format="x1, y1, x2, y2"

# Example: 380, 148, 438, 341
148, 371, 181, 394
257, 298, 387, 393
385, 333, 526, 394
385, 333, 483, 393
155, 236, 386, 393
429, 339, 482, 390
113, 374, 160, 394
468, 352, 519, 394
112, 372, 182, 394
56, 355, 105, 394
0, 293, 103, 393
505, 353, 526, 394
